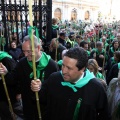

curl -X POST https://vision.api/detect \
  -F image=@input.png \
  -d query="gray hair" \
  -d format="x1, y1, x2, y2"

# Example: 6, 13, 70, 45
96, 41, 103, 47
22, 35, 41, 48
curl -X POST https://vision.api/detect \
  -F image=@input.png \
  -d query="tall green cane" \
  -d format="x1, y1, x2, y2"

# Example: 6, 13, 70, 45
1, 72, 16, 120
102, 47, 106, 76
28, 0, 41, 119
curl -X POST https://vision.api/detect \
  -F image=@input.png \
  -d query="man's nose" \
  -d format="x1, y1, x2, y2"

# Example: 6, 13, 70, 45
62, 66, 68, 74
24, 52, 28, 57
23, 51, 30, 57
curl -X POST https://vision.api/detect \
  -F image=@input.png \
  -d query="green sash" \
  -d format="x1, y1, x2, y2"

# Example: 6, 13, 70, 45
61, 69, 95, 120
28, 52, 51, 79
0, 51, 12, 61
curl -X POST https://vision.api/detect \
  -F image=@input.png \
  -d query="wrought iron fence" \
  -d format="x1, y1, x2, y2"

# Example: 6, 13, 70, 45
0, 0, 52, 51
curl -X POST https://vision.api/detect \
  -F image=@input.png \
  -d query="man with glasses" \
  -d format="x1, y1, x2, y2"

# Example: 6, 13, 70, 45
0, 35, 59, 120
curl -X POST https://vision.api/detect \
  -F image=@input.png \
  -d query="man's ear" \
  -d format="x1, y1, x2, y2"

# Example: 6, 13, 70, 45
37, 44, 41, 51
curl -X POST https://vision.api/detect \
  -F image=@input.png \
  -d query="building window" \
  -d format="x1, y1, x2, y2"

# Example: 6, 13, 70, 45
85, 11, 89, 20
54, 8, 61, 20
71, 9, 77, 21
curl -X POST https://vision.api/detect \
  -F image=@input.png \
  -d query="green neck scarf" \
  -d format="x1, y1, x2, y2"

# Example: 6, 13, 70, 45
111, 57, 117, 65
104, 42, 109, 47
28, 52, 51, 79
87, 50, 90, 56
57, 60, 63, 66
96, 72, 105, 80
61, 69, 95, 92
110, 47, 115, 53
118, 63, 120, 70
52, 24, 58, 29
0, 51, 12, 61
96, 48, 105, 55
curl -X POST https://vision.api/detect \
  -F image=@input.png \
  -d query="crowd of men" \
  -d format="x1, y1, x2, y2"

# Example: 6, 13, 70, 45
0, 18, 120, 120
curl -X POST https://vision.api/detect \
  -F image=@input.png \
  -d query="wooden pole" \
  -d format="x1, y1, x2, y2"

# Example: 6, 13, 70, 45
0, 64, 16, 120
55, 30, 59, 62
28, 0, 42, 119
102, 46, 106, 76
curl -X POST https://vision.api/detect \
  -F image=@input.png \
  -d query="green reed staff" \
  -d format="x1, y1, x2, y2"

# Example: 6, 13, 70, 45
0, 61, 16, 120
28, 0, 41, 119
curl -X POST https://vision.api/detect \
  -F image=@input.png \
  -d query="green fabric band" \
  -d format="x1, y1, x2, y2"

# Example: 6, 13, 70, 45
28, 26, 40, 43
118, 63, 120, 70
0, 51, 12, 61
57, 60, 63, 66
111, 57, 117, 65
61, 69, 95, 92
96, 72, 105, 80
87, 50, 90, 56
110, 47, 114, 53
28, 52, 51, 79
73, 98, 82, 120
52, 25, 58, 29
96, 48, 105, 55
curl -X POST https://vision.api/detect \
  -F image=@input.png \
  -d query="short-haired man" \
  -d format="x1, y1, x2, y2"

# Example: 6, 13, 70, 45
0, 35, 59, 119
58, 32, 66, 47
31, 47, 110, 120
90, 41, 108, 68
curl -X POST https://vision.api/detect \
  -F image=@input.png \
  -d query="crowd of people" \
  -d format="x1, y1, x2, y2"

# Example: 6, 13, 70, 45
0, 18, 120, 120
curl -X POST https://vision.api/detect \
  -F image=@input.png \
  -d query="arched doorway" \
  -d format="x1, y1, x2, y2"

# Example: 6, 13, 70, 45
71, 9, 77, 21
84, 11, 90, 20
54, 8, 61, 20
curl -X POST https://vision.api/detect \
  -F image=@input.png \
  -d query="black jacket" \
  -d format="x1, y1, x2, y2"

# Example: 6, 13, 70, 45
39, 71, 110, 120
5, 57, 59, 120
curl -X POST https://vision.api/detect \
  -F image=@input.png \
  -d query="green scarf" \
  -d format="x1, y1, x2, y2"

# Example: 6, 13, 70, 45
57, 60, 63, 66
96, 72, 105, 80
95, 48, 108, 60
61, 69, 95, 92
87, 50, 90, 56
52, 24, 58, 29
28, 26, 40, 42
0, 51, 12, 61
118, 63, 120, 70
111, 47, 119, 54
110, 35, 115, 40
28, 52, 51, 79
104, 42, 109, 47
110, 47, 115, 53
111, 57, 117, 66
96, 48, 105, 55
